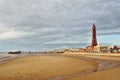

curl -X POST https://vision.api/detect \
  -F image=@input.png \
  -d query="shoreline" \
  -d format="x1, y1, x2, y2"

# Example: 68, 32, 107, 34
0, 53, 29, 64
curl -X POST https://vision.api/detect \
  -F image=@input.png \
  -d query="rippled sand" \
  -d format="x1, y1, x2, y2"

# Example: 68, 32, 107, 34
0, 53, 120, 80
64, 54, 120, 80
0, 54, 97, 80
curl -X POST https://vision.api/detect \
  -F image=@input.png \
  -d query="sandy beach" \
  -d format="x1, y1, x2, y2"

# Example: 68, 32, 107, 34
64, 54, 120, 80
0, 53, 120, 80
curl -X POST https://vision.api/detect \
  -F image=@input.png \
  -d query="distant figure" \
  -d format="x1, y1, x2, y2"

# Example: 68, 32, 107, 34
29, 51, 32, 54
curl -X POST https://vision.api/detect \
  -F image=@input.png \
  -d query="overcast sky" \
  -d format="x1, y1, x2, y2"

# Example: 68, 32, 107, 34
0, 0, 120, 51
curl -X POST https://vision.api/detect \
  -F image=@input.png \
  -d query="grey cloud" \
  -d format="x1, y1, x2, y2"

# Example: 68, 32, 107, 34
0, 0, 120, 51
98, 32, 120, 36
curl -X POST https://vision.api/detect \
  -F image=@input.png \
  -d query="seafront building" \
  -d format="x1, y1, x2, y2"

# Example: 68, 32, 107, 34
94, 44, 112, 53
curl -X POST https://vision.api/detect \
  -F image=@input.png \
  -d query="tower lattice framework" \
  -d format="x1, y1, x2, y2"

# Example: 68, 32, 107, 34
91, 23, 98, 49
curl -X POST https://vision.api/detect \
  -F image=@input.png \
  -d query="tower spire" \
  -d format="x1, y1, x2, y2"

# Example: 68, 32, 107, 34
91, 23, 97, 49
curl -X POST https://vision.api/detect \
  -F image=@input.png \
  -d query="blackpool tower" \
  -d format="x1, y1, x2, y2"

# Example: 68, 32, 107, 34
91, 23, 98, 49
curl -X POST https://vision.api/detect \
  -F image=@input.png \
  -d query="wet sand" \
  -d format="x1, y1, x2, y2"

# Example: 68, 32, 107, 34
64, 54, 120, 80
0, 53, 120, 80
50, 55, 120, 80
0, 54, 96, 80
